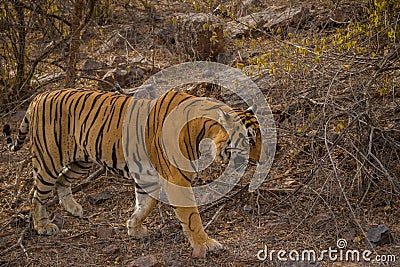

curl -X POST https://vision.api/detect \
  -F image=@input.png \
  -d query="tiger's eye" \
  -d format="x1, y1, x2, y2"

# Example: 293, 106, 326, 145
249, 139, 255, 146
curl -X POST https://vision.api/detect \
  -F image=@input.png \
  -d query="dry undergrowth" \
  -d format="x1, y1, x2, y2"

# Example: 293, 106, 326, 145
1, 0, 399, 266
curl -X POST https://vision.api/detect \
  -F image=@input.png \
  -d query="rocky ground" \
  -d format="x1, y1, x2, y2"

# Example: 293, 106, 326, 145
1, 0, 399, 266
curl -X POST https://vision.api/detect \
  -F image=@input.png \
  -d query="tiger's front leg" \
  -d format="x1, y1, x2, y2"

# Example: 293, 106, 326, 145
163, 173, 223, 258
56, 176, 83, 218
127, 184, 158, 238
174, 206, 223, 258
55, 162, 92, 217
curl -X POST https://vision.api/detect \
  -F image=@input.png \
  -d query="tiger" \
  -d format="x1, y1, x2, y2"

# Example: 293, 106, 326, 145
3, 89, 261, 258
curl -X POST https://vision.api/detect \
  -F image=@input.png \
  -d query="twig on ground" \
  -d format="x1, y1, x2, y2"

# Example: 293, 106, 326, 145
204, 203, 226, 230
12, 157, 32, 207
0, 222, 30, 257
200, 184, 248, 213
78, 75, 117, 90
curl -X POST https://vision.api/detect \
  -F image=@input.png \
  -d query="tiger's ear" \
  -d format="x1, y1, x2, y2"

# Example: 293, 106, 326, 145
217, 109, 231, 125
247, 104, 257, 114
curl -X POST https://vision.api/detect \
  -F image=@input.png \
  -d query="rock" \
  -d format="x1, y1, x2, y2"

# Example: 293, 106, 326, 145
100, 66, 145, 90
102, 244, 120, 255
31, 72, 64, 87
243, 204, 253, 213
167, 13, 224, 60
10, 110, 27, 121
87, 191, 112, 205
166, 259, 183, 266
82, 59, 109, 76
238, 0, 261, 17
313, 2, 363, 29
96, 226, 115, 239
330, 6, 353, 23
226, 6, 310, 38
122, 84, 156, 99
237, 50, 260, 64
366, 224, 393, 247
213, 0, 261, 18
127, 255, 161, 267
328, 2, 364, 25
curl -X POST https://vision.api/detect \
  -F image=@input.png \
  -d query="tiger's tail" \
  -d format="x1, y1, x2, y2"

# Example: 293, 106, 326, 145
3, 116, 29, 151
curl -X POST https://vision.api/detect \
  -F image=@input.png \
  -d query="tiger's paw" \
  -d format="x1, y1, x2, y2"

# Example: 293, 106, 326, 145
192, 246, 207, 258
36, 222, 60, 236
60, 199, 83, 217
65, 203, 83, 218
191, 238, 223, 258
206, 238, 223, 251
127, 224, 148, 239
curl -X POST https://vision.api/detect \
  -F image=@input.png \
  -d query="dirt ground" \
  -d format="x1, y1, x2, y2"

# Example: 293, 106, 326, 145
1, 0, 399, 266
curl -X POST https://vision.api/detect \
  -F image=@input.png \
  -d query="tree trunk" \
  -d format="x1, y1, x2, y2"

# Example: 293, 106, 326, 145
11, 0, 26, 96
65, 0, 97, 88
65, 0, 85, 88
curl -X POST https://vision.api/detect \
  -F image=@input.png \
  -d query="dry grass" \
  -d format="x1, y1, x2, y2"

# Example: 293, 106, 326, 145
1, 0, 399, 266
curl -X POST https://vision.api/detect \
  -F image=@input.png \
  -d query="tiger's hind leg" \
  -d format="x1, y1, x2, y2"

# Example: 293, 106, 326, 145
55, 162, 92, 217
32, 158, 60, 235
127, 193, 157, 238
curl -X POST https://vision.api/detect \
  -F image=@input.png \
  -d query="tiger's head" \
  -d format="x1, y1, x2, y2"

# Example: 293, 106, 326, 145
235, 105, 261, 166
207, 105, 261, 170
